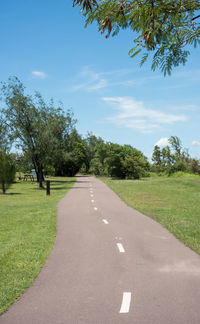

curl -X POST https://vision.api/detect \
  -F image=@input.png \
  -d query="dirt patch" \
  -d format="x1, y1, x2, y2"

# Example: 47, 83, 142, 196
139, 194, 150, 199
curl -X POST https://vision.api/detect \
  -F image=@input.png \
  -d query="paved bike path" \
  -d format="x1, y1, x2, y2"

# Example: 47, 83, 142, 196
1, 176, 200, 323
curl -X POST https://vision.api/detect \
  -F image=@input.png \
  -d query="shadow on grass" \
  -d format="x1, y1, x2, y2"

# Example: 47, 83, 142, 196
50, 186, 67, 191
0, 192, 22, 195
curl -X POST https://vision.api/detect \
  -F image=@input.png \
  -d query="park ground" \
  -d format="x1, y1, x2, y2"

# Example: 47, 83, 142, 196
0, 177, 75, 314
0, 173, 200, 314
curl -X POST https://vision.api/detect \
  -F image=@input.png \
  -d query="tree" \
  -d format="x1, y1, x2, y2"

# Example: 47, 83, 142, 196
152, 145, 162, 171
0, 151, 16, 194
0, 116, 11, 151
1, 77, 76, 186
92, 142, 149, 179
187, 158, 200, 174
61, 142, 86, 176
161, 145, 175, 174
54, 129, 86, 176
122, 145, 150, 179
73, 0, 200, 75
169, 135, 188, 172
89, 141, 109, 175
104, 143, 125, 178
169, 136, 182, 159
83, 133, 103, 173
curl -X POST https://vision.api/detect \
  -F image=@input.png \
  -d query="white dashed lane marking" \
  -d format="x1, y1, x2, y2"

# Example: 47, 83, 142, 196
117, 243, 125, 253
119, 292, 132, 313
88, 179, 131, 316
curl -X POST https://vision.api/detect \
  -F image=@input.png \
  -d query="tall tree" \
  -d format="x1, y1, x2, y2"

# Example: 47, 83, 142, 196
73, 0, 200, 75
1, 77, 75, 186
152, 145, 162, 165
54, 129, 86, 176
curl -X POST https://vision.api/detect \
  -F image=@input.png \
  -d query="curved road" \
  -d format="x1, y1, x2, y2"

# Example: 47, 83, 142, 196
1, 176, 200, 323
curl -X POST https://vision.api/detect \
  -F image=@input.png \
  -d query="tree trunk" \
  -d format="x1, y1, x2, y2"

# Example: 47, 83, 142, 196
38, 163, 44, 189
34, 157, 45, 189
85, 161, 90, 173
2, 181, 6, 194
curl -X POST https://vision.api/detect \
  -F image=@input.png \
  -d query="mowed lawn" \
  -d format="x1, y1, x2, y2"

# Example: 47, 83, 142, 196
0, 177, 75, 314
101, 175, 200, 255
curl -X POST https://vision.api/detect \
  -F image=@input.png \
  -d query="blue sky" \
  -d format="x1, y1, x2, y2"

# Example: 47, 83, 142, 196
1, 0, 200, 160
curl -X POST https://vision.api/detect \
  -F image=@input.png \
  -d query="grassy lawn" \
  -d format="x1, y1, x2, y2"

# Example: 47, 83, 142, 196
0, 177, 75, 314
101, 175, 200, 255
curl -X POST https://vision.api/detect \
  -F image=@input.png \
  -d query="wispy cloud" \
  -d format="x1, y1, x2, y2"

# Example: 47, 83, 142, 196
67, 66, 151, 92
67, 65, 200, 93
68, 66, 108, 92
32, 71, 46, 79
192, 140, 200, 146
102, 97, 188, 134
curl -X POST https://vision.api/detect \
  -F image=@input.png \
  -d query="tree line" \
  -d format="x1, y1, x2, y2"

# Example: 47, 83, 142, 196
152, 136, 200, 175
1, 78, 199, 194
0, 77, 149, 193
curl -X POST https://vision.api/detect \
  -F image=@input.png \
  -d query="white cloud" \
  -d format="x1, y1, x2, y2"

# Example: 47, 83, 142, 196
32, 71, 46, 79
67, 66, 156, 92
192, 140, 200, 146
155, 138, 169, 147
69, 66, 108, 92
102, 97, 188, 134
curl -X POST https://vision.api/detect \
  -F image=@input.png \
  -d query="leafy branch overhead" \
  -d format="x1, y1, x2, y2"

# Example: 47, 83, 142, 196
73, 0, 200, 75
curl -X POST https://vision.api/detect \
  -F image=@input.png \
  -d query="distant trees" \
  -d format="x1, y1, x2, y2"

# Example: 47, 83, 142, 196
85, 138, 150, 179
54, 129, 86, 176
82, 132, 103, 173
152, 136, 200, 175
4, 79, 197, 185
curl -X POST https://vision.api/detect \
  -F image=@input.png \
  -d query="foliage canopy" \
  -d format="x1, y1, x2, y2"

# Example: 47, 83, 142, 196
73, 0, 200, 75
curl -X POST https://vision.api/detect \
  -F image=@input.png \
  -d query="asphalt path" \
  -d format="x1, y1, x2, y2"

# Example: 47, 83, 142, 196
1, 176, 200, 324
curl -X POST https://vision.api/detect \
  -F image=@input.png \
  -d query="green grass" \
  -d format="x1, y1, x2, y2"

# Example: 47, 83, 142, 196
0, 177, 75, 314
101, 175, 200, 255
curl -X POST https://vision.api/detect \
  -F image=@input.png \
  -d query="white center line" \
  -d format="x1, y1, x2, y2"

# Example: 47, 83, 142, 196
119, 292, 132, 313
90, 194, 94, 198
94, 207, 98, 211
91, 199, 95, 203
102, 219, 109, 224
117, 243, 125, 253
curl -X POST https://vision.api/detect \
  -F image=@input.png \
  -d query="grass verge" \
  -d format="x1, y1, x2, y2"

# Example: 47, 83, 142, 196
101, 175, 200, 255
0, 177, 75, 314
